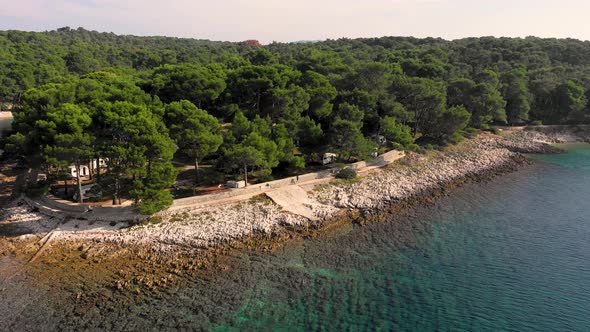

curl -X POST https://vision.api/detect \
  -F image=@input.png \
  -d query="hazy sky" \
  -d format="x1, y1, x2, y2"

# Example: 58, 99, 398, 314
1, 0, 590, 43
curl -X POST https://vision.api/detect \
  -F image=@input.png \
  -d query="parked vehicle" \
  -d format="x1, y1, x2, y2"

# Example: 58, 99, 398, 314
322, 153, 338, 165
73, 184, 101, 202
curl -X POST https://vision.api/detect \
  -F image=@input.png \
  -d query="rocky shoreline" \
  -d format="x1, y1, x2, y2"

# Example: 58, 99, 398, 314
1, 127, 589, 289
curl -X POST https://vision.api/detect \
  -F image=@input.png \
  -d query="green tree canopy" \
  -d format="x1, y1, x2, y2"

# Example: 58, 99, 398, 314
148, 64, 227, 109
165, 100, 223, 183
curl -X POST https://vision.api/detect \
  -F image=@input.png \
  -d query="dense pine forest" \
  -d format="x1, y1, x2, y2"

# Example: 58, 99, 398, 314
2, 27, 590, 212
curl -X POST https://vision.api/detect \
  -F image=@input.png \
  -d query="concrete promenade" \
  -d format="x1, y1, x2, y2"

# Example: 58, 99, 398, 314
25, 149, 406, 220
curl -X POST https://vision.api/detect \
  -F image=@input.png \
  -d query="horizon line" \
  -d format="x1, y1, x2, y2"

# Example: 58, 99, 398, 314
2, 26, 590, 45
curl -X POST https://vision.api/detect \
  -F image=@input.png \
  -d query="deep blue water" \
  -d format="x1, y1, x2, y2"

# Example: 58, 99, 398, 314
211, 144, 590, 331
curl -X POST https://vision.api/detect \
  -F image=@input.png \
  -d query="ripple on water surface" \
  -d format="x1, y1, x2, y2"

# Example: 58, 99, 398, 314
2, 145, 590, 331
212, 144, 590, 331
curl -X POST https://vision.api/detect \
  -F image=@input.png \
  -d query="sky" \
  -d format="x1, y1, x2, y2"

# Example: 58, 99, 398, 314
1, 0, 590, 43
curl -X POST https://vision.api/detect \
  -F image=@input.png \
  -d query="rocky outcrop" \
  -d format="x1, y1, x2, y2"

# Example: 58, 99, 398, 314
524, 125, 590, 143
314, 135, 529, 212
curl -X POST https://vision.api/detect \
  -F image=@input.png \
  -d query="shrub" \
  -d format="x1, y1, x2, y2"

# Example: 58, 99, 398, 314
392, 142, 404, 151
416, 146, 428, 154
462, 127, 480, 139
407, 143, 420, 151
135, 189, 173, 215
530, 120, 543, 126
335, 167, 357, 180
451, 131, 465, 144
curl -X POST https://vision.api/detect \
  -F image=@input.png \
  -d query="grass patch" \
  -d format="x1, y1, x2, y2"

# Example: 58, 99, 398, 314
312, 183, 332, 192
335, 167, 357, 180
248, 194, 272, 204
146, 216, 163, 225
331, 177, 362, 186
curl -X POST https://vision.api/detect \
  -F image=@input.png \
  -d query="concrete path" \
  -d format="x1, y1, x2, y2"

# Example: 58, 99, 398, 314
25, 149, 406, 220
265, 185, 321, 221
24, 195, 140, 222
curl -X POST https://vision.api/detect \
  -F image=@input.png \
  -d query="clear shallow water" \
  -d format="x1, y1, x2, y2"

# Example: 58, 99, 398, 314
2, 145, 590, 331
212, 144, 590, 331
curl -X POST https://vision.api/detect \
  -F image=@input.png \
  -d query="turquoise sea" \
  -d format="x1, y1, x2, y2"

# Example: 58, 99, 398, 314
1, 144, 590, 331
211, 145, 590, 331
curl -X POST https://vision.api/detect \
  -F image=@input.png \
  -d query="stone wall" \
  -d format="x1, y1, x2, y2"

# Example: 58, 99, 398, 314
40, 195, 89, 213
171, 149, 405, 208
38, 149, 405, 212
171, 169, 334, 208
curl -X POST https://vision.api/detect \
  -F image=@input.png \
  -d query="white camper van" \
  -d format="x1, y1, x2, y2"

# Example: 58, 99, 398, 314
67, 165, 90, 179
